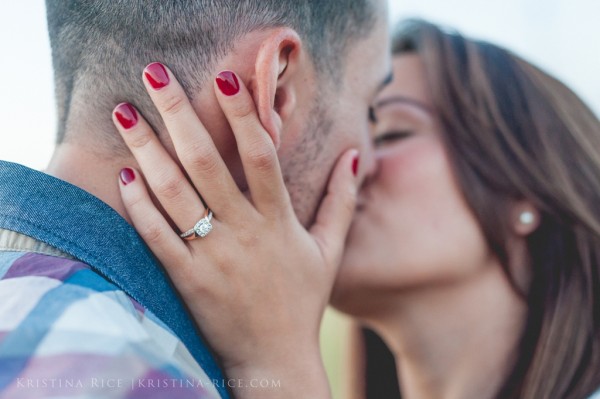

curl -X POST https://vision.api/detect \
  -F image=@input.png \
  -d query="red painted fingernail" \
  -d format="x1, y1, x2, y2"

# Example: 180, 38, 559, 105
114, 103, 138, 129
216, 71, 240, 96
119, 168, 135, 185
352, 155, 360, 177
144, 62, 170, 89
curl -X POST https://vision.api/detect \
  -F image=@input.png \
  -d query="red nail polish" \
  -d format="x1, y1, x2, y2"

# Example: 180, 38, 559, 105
119, 168, 135, 185
144, 62, 170, 89
352, 155, 360, 177
114, 103, 138, 129
216, 71, 240, 96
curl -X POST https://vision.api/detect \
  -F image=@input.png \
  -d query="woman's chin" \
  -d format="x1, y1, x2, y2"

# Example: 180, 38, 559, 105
330, 260, 386, 318
329, 282, 369, 317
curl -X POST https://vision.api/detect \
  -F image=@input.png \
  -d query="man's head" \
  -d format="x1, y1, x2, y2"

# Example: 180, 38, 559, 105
46, 0, 391, 225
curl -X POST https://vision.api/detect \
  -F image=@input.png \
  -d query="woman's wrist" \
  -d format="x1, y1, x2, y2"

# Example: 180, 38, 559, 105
225, 346, 331, 399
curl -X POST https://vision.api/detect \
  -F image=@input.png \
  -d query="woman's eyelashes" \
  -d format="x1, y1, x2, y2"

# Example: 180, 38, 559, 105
374, 130, 413, 146
368, 106, 378, 124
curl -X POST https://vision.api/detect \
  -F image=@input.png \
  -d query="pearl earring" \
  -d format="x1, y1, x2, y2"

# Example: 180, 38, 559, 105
520, 211, 535, 225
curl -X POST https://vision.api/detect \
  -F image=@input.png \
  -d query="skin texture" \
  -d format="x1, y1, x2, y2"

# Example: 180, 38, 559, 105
113, 65, 362, 399
45, 3, 392, 228
331, 54, 540, 399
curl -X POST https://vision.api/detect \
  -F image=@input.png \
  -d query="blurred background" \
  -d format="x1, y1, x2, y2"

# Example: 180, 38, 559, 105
0, 0, 598, 397
0, 0, 598, 170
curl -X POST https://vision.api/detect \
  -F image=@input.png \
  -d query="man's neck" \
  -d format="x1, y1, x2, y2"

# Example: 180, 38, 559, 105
45, 141, 134, 225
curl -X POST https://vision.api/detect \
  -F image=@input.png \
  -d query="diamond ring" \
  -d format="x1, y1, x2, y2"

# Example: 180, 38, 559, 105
180, 209, 213, 241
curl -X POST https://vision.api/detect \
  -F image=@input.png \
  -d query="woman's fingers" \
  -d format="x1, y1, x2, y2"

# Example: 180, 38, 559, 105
309, 149, 359, 271
214, 71, 292, 216
113, 103, 208, 234
117, 167, 190, 270
142, 62, 248, 219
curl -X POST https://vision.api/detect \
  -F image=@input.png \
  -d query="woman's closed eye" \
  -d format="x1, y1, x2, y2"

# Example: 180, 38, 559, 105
374, 130, 413, 147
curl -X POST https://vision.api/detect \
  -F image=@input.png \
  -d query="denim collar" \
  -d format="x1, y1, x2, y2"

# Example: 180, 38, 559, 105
0, 160, 228, 398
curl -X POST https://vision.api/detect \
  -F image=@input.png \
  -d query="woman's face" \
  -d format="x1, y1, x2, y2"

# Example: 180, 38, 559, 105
331, 54, 495, 314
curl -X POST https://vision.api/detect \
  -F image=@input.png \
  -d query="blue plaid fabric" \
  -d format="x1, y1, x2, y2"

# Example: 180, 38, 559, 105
0, 247, 220, 398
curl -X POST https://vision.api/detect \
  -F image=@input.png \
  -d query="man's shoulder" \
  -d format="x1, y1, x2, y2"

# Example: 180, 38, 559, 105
0, 251, 220, 398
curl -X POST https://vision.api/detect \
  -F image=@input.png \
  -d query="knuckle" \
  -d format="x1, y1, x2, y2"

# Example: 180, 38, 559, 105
187, 148, 220, 175
246, 146, 276, 171
231, 100, 255, 121
156, 176, 186, 200
160, 93, 186, 116
186, 280, 209, 298
140, 223, 164, 246
127, 130, 153, 149
237, 229, 260, 248
209, 248, 231, 268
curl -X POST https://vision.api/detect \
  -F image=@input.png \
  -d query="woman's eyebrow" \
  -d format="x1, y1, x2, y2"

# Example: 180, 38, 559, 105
375, 95, 433, 114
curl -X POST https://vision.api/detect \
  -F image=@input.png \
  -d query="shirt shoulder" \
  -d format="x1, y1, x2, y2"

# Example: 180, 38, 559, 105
0, 251, 220, 398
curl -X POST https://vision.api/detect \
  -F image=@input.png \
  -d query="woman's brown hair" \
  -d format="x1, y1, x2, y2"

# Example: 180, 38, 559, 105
358, 19, 600, 399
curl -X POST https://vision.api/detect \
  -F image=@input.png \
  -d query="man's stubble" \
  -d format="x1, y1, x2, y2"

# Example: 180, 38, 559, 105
281, 94, 336, 227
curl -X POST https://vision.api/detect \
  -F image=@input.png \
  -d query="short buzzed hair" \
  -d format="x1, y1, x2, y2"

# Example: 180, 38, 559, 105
46, 0, 377, 154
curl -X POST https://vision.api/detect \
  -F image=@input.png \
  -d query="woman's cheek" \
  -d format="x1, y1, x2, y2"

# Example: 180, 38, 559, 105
376, 138, 483, 277
378, 137, 449, 201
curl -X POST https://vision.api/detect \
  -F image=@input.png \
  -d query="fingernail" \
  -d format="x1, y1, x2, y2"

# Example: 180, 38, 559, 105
216, 71, 240, 96
119, 168, 136, 185
352, 154, 360, 177
114, 103, 138, 129
144, 62, 170, 89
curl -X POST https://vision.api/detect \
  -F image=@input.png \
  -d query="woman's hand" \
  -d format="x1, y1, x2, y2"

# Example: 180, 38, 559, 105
111, 64, 359, 398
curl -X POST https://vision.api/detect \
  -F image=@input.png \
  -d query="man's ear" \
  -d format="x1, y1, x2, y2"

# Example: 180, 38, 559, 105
252, 28, 303, 150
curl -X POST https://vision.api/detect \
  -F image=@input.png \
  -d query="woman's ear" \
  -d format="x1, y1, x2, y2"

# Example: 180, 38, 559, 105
252, 28, 303, 150
511, 201, 541, 236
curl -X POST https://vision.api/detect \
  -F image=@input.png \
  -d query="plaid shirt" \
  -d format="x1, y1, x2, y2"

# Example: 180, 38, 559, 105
0, 230, 220, 399
0, 161, 227, 398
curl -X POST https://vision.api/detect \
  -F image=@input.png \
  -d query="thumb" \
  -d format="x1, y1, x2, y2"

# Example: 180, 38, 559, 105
309, 149, 359, 271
